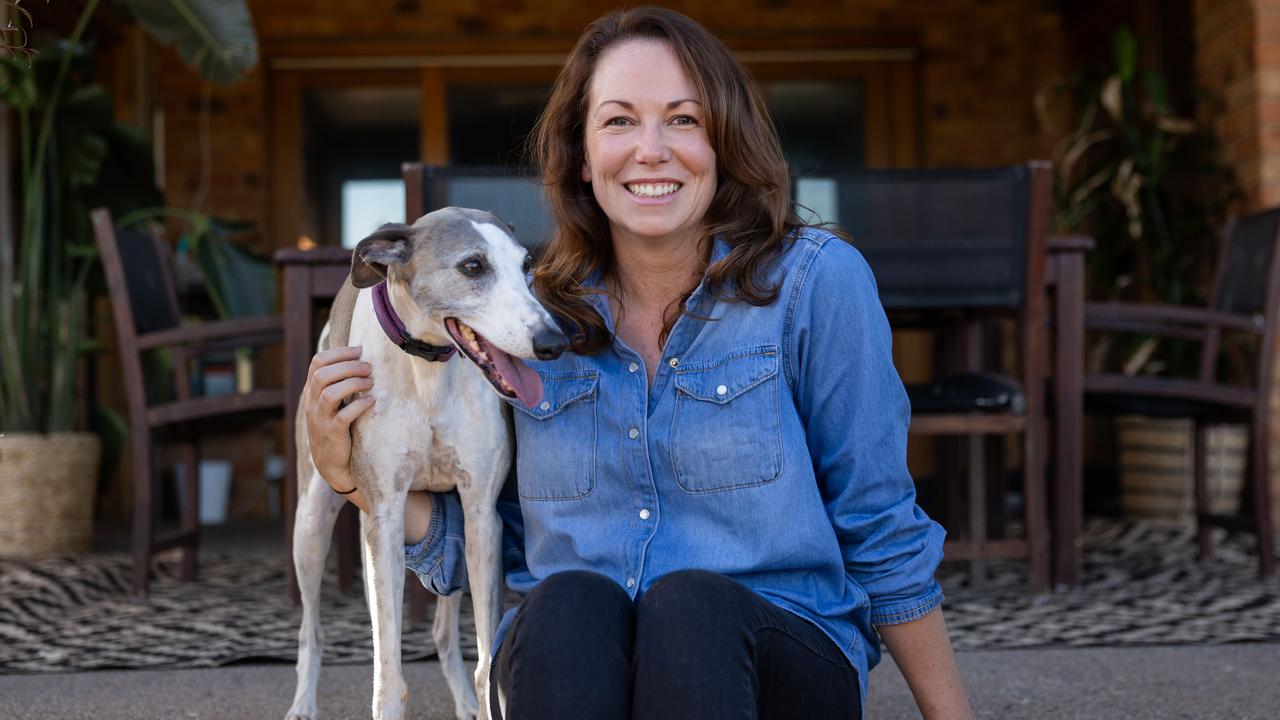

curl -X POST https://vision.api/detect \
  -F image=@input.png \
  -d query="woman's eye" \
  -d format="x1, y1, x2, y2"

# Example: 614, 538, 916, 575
458, 258, 486, 277
605, 116, 633, 127
671, 115, 698, 126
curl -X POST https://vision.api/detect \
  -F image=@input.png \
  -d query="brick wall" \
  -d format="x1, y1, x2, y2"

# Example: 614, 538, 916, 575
1257, 0, 1280, 207
1194, 0, 1262, 207
149, 0, 1068, 242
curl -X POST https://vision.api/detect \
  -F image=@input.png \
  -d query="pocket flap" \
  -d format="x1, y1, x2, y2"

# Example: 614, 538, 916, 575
512, 372, 598, 419
673, 349, 779, 404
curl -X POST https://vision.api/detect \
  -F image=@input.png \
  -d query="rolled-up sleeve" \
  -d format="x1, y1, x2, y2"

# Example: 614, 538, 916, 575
787, 237, 946, 626
404, 490, 468, 596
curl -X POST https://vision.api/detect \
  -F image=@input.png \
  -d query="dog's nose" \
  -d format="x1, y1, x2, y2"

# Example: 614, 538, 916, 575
532, 326, 569, 360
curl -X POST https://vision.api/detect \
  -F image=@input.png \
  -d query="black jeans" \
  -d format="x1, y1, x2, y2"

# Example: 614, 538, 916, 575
490, 569, 860, 720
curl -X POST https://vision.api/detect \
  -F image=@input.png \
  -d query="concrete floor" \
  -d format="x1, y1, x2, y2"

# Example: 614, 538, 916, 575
1, 642, 1276, 719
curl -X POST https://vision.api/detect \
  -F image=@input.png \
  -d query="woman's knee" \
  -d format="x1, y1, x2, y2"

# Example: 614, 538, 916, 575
638, 569, 755, 625
513, 570, 634, 641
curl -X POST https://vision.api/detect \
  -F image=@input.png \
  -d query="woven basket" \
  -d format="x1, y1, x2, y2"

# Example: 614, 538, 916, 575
0, 432, 101, 557
1118, 416, 1245, 527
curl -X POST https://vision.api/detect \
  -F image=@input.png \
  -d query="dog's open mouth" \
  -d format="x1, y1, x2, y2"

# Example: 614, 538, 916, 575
444, 318, 543, 409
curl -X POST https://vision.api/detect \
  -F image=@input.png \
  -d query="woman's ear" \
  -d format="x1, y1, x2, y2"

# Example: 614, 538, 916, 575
580, 160, 592, 183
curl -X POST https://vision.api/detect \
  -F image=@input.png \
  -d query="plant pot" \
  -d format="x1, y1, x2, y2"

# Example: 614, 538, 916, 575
0, 432, 101, 557
1117, 416, 1245, 527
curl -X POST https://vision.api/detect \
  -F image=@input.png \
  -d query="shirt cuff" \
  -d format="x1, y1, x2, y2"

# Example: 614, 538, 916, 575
404, 490, 468, 596
869, 579, 945, 626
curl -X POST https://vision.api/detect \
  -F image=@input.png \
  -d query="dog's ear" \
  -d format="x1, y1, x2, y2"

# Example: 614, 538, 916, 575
351, 223, 412, 288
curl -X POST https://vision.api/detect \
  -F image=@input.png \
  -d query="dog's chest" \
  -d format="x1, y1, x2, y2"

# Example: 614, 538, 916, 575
366, 366, 506, 495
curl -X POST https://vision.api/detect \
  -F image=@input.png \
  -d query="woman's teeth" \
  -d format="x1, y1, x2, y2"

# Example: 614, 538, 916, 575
626, 182, 680, 198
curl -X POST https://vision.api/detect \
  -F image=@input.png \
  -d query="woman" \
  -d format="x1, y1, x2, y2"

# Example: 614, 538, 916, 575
305, 7, 973, 719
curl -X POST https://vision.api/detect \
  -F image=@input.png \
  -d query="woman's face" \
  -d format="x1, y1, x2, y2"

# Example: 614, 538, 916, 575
582, 39, 717, 253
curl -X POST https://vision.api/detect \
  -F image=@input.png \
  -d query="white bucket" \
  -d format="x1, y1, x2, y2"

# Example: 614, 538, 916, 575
174, 460, 235, 524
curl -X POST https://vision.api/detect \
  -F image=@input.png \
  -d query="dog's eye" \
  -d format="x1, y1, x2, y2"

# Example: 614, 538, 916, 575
521, 255, 532, 274
458, 257, 486, 277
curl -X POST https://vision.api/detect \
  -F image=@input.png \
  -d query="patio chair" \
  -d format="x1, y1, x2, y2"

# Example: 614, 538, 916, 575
797, 162, 1053, 593
90, 208, 285, 597
1083, 207, 1280, 577
403, 163, 552, 249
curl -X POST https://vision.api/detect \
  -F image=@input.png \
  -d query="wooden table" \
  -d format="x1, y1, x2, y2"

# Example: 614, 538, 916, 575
1046, 235, 1092, 589
275, 248, 354, 603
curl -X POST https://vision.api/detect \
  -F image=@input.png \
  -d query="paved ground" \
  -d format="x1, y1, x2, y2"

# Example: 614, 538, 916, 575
1, 642, 1276, 719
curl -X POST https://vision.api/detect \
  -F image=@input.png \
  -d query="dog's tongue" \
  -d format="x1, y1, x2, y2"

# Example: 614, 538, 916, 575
488, 347, 543, 409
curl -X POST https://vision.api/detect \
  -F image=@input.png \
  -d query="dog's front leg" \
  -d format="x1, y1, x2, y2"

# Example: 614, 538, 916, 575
362, 487, 410, 720
462, 499, 504, 720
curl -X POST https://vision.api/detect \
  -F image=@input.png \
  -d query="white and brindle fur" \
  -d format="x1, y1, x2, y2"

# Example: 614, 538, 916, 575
286, 208, 564, 720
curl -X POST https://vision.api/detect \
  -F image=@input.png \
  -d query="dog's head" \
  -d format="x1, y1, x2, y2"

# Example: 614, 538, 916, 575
351, 207, 567, 407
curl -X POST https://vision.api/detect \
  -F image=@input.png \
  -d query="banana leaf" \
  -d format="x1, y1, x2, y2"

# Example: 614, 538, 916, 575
124, 0, 257, 85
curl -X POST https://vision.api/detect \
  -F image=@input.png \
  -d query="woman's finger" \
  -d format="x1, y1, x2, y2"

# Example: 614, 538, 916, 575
335, 394, 376, 426
310, 359, 372, 391
308, 345, 363, 377
318, 376, 374, 413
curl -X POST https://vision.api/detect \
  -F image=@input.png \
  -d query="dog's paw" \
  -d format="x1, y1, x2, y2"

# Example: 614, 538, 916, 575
285, 707, 317, 720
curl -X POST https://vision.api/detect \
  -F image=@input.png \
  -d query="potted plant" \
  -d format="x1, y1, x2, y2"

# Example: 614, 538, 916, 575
1043, 27, 1244, 525
0, 0, 256, 556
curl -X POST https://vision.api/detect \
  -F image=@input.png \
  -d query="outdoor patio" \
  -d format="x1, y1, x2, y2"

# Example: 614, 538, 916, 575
5, 0, 1280, 718
2, 517, 1278, 718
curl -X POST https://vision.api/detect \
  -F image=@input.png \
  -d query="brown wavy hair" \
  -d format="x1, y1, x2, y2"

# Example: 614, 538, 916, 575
529, 6, 801, 353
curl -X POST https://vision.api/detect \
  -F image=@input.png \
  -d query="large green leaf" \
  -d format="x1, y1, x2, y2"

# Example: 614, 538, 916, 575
125, 0, 258, 85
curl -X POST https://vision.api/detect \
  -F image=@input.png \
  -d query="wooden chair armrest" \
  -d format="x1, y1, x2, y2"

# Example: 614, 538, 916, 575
1084, 302, 1264, 335
136, 316, 284, 351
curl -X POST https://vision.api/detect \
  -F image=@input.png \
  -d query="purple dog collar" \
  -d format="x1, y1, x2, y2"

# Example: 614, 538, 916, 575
372, 281, 456, 363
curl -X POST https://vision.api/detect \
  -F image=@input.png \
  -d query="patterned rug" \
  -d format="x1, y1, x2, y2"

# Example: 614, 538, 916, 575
1, 520, 1277, 673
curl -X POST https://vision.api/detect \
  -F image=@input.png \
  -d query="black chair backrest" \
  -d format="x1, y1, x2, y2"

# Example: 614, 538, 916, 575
410, 165, 554, 249
794, 165, 1036, 310
114, 226, 181, 334
1214, 207, 1280, 315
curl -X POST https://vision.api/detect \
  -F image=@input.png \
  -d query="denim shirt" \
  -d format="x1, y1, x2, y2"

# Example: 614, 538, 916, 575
406, 227, 946, 706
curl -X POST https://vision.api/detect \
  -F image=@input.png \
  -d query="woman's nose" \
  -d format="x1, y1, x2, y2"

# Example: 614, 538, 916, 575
633, 123, 671, 165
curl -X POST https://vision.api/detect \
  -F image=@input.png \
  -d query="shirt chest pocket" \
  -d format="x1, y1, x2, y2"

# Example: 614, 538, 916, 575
512, 371, 599, 501
670, 348, 784, 493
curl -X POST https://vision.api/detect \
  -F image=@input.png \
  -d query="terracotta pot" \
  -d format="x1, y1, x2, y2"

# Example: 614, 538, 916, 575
0, 432, 101, 557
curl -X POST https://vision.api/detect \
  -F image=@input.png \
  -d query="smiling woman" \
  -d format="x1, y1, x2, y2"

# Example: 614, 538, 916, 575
303, 7, 971, 720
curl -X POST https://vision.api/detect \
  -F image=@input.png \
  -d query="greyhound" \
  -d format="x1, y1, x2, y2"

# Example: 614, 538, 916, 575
286, 208, 567, 720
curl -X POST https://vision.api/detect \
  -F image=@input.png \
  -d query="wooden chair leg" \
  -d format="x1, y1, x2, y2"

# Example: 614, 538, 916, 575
1251, 418, 1275, 577
1023, 424, 1050, 595
408, 575, 430, 624
1193, 421, 1212, 561
180, 439, 200, 582
131, 432, 154, 598
966, 434, 987, 586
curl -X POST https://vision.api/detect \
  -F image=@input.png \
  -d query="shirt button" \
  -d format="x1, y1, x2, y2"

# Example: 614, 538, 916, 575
628, 362, 639, 373
628, 427, 640, 439
668, 357, 679, 368
539, 401, 551, 411
639, 508, 651, 520
626, 577, 636, 588
716, 384, 728, 396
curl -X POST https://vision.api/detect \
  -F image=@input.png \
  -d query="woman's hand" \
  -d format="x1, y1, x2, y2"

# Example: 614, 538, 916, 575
302, 345, 437, 544
303, 345, 375, 511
